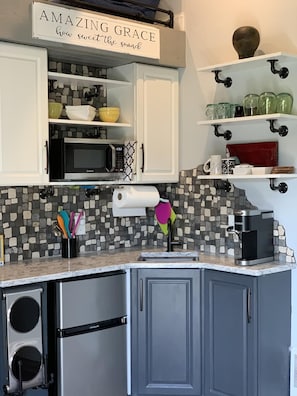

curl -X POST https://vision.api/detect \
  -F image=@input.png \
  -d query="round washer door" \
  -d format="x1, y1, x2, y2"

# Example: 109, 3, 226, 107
11, 346, 42, 382
9, 296, 40, 333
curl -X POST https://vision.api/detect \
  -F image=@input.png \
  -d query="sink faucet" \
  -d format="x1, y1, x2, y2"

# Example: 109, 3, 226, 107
166, 219, 182, 252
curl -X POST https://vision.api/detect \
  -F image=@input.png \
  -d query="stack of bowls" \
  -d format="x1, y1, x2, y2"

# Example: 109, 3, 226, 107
98, 107, 120, 123
48, 102, 63, 119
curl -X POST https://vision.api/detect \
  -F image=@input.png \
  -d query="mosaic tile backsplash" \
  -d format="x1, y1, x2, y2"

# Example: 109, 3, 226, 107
0, 166, 294, 264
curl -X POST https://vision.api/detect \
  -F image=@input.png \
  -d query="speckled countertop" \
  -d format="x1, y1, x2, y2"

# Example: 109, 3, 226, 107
0, 248, 295, 287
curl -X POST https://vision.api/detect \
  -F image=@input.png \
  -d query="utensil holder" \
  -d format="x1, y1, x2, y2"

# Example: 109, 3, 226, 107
62, 238, 78, 259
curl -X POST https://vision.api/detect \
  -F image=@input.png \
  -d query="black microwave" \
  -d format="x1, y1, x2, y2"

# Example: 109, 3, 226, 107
49, 138, 125, 181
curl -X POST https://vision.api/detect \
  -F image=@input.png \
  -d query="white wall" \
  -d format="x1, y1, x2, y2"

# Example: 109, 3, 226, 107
179, 1, 297, 393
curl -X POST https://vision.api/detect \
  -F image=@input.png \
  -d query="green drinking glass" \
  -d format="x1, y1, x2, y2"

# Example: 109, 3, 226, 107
258, 92, 276, 115
276, 93, 293, 114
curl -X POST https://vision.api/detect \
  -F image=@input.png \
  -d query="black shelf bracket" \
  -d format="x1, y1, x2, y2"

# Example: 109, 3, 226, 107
212, 70, 232, 88
214, 180, 232, 192
213, 124, 232, 140
85, 188, 100, 198
269, 178, 288, 193
39, 186, 54, 200
267, 119, 288, 137
267, 59, 289, 79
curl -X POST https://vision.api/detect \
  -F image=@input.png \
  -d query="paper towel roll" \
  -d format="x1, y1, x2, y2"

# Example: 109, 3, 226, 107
113, 186, 159, 209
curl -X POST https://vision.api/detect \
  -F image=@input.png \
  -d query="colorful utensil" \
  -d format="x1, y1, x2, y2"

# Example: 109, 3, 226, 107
155, 201, 176, 235
155, 201, 172, 224
71, 211, 83, 238
69, 211, 75, 235
59, 210, 72, 239
57, 214, 69, 239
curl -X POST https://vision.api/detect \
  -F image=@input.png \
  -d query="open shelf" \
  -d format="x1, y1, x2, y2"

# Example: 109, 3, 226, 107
48, 71, 132, 88
197, 173, 297, 180
197, 52, 297, 74
197, 113, 297, 126
49, 118, 131, 127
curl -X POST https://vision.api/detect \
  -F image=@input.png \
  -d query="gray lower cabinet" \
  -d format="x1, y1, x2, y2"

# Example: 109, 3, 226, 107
203, 270, 291, 396
131, 269, 202, 396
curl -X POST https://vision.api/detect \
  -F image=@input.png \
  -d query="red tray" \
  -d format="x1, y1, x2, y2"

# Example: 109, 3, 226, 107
226, 141, 278, 166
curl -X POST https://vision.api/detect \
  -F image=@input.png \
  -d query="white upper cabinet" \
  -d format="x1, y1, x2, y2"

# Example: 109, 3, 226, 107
135, 64, 179, 183
0, 42, 48, 185
109, 63, 179, 184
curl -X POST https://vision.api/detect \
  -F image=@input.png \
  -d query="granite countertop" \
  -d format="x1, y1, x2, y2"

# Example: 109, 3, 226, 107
0, 248, 295, 287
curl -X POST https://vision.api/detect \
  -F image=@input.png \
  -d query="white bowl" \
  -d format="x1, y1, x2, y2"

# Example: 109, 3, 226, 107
233, 164, 254, 175
251, 167, 273, 175
65, 105, 96, 121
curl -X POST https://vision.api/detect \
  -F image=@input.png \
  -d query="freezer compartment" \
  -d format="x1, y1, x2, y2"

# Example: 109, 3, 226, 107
56, 271, 126, 329
57, 324, 127, 396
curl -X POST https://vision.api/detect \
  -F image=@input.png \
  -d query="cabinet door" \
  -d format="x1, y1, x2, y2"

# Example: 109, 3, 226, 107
203, 270, 257, 396
131, 269, 201, 396
0, 42, 48, 185
135, 65, 179, 183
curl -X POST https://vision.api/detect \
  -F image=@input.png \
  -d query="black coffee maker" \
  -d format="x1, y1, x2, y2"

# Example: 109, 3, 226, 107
232, 209, 274, 266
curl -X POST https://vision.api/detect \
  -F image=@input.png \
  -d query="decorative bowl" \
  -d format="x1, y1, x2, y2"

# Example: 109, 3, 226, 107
98, 107, 120, 123
65, 105, 96, 121
251, 167, 273, 175
233, 164, 254, 175
48, 102, 63, 119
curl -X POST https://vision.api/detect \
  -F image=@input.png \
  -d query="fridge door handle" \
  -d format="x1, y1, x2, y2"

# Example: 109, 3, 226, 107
140, 278, 144, 311
247, 287, 252, 323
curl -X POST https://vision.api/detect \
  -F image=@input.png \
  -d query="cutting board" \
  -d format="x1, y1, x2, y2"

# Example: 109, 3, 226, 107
226, 141, 278, 166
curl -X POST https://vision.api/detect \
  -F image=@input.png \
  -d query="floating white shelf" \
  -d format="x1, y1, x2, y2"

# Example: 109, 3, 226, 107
197, 52, 297, 74
197, 113, 297, 126
197, 174, 297, 180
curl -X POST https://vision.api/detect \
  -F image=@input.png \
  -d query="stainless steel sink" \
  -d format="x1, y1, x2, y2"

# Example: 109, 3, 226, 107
138, 251, 199, 262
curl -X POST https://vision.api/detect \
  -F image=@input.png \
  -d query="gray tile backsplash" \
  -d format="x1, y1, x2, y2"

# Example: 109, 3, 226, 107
0, 166, 294, 263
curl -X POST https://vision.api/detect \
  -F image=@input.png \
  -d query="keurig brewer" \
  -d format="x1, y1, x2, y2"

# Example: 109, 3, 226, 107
232, 209, 274, 266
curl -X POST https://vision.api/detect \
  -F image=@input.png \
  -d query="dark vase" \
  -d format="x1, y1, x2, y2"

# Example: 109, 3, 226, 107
232, 26, 260, 59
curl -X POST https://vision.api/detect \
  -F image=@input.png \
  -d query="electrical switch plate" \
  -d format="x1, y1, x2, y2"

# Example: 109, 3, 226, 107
74, 212, 86, 235
228, 214, 235, 228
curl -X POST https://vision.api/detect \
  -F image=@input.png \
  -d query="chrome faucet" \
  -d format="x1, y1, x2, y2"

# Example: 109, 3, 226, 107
166, 219, 182, 252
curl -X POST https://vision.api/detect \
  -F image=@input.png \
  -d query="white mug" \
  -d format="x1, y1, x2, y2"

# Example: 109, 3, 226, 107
203, 155, 222, 175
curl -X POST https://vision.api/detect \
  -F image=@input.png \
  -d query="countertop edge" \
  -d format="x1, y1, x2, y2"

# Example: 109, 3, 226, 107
0, 250, 295, 288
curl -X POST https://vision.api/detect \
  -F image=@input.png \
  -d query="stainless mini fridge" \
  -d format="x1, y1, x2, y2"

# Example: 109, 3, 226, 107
54, 271, 127, 396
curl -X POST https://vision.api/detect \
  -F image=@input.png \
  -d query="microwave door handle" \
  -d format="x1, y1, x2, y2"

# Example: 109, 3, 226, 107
108, 144, 116, 172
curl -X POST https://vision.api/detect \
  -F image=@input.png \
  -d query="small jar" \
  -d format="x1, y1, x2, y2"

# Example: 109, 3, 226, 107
258, 92, 276, 115
276, 93, 293, 114
216, 102, 231, 119
234, 105, 244, 117
243, 94, 259, 116
205, 104, 217, 120
230, 104, 241, 118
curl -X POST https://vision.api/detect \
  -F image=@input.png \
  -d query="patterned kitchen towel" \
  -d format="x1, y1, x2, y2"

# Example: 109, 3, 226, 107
124, 140, 137, 181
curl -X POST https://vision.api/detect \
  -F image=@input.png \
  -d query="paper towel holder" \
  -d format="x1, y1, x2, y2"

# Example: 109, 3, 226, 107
85, 188, 100, 198
85, 185, 116, 198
